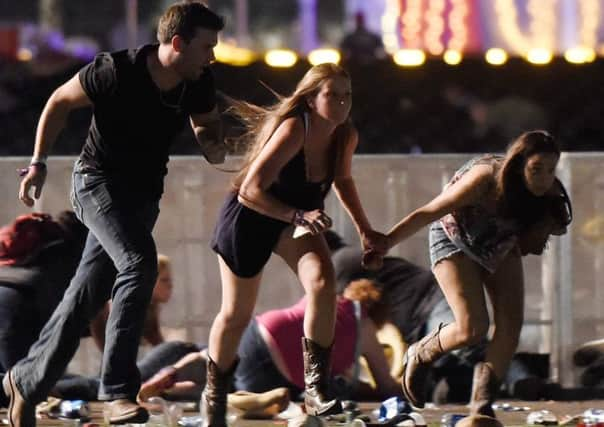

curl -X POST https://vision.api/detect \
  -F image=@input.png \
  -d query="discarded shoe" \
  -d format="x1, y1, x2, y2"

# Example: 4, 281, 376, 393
103, 399, 149, 424
227, 387, 290, 419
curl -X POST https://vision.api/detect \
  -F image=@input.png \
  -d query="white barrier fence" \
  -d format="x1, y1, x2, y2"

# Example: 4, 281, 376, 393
1, 154, 601, 386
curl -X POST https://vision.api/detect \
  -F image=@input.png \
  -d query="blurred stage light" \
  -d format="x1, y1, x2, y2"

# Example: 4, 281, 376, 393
495, 0, 557, 56
308, 48, 340, 65
448, 0, 468, 52
485, 48, 508, 65
382, 0, 401, 53
425, 0, 445, 55
564, 46, 596, 64
401, 0, 423, 49
214, 41, 255, 66
393, 49, 426, 66
443, 49, 462, 65
526, 48, 553, 64
17, 48, 33, 62
579, 0, 600, 49
382, 34, 399, 54
528, 0, 556, 52
264, 49, 298, 68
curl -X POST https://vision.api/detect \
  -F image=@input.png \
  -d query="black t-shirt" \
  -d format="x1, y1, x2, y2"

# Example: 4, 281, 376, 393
78, 44, 216, 198
332, 246, 443, 344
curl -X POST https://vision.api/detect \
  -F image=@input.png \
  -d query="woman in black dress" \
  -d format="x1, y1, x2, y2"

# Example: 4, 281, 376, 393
202, 63, 386, 426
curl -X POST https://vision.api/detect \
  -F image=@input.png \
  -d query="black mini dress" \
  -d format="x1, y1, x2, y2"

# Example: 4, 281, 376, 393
211, 114, 335, 278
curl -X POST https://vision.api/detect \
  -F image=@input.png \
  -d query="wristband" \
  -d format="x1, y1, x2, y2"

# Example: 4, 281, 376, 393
31, 155, 47, 164
18, 162, 47, 177
292, 209, 307, 226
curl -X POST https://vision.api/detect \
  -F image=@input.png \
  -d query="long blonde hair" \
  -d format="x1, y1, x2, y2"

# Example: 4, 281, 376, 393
228, 63, 355, 189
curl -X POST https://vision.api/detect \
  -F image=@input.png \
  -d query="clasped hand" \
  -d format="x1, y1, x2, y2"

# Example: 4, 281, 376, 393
361, 229, 389, 270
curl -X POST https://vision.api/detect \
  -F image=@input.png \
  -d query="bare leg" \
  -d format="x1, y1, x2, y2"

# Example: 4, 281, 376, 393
483, 252, 524, 379
207, 257, 262, 371
274, 230, 341, 415
274, 231, 336, 347
432, 253, 490, 352
202, 258, 263, 427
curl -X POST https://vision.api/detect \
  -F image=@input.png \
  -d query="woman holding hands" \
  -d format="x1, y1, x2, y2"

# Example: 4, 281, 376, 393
202, 63, 386, 426
371, 131, 571, 426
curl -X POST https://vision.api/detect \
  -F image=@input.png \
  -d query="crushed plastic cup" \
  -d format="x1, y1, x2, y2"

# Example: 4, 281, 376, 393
440, 413, 465, 427
140, 396, 184, 426
526, 409, 558, 425
492, 402, 531, 412
177, 415, 202, 427
584, 409, 604, 422
378, 396, 411, 422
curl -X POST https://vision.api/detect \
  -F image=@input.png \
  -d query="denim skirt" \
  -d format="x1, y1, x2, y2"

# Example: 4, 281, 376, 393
428, 221, 461, 270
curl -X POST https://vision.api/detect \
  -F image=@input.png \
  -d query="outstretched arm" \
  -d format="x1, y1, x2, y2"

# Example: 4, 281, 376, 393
386, 163, 493, 248
19, 74, 91, 206
333, 129, 387, 252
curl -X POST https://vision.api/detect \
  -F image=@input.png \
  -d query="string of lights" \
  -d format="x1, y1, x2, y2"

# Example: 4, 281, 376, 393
382, 0, 402, 54
210, 1, 604, 69
401, 0, 423, 48
424, 0, 446, 55
448, 0, 469, 52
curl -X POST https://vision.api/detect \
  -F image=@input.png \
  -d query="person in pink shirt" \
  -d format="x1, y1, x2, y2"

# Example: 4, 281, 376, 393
235, 278, 401, 400
136, 279, 402, 403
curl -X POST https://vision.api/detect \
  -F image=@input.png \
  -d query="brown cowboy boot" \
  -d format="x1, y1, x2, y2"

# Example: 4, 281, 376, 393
469, 362, 500, 417
401, 323, 446, 408
301, 337, 342, 416
200, 356, 238, 427
456, 362, 503, 427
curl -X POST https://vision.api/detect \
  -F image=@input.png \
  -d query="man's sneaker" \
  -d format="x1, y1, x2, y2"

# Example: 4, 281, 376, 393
103, 399, 149, 424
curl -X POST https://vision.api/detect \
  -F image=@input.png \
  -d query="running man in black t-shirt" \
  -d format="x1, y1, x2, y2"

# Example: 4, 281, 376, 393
7, 3, 225, 425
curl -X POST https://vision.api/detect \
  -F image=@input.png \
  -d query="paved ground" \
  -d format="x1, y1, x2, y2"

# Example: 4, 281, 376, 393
5, 399, 604, 426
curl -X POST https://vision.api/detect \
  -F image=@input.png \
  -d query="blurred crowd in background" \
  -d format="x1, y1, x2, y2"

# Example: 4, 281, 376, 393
1, 0, 604, 156
2, 56, 603, 156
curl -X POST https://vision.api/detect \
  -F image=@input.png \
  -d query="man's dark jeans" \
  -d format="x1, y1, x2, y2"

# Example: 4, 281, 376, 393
12, 163, 160, 403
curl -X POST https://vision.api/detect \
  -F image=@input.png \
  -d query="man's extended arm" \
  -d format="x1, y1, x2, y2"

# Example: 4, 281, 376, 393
19, 74, 92, 206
